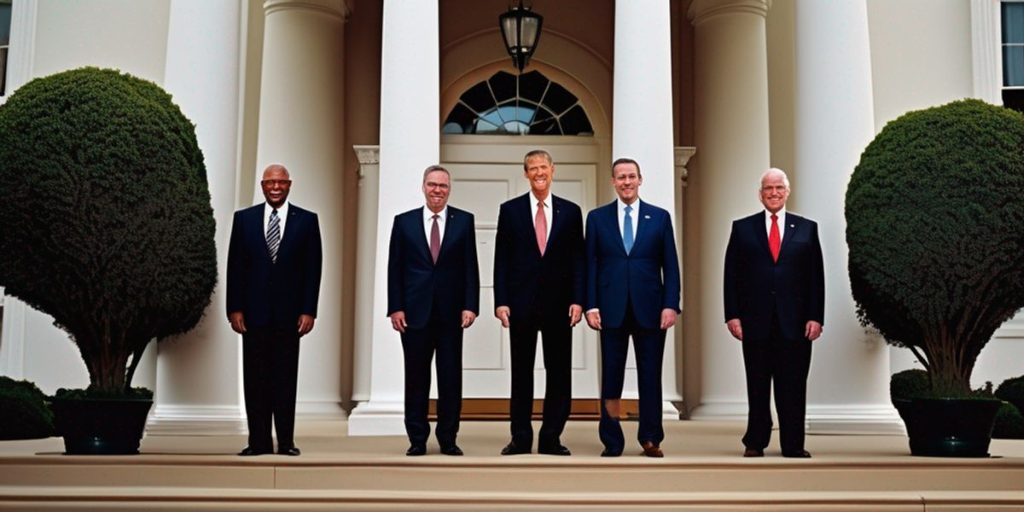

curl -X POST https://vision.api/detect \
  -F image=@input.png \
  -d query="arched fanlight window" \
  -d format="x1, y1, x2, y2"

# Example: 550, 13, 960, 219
443, 70, 593, 135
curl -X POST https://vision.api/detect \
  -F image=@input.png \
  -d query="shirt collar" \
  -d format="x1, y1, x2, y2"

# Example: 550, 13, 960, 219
424, 205, 447, 221
265, 201, 289, 216
617, 197, 639, 212
531, 190, 552, 207
765, 207, 786, 221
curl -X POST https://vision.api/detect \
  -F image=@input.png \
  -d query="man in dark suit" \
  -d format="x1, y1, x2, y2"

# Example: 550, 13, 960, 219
493, 149, 585, 456
227, 164, 323, 457
723, 167, 824, 459
387, 165, 480, 456
585, 158, 681, 458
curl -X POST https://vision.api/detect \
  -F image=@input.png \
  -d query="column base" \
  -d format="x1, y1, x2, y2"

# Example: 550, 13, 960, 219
807, 404, 905, 435
347, 400, 406, 436
146, 405, 247, 435
687, 400, 748, 422
663, 401, 683, 420
296, 400, 348, 420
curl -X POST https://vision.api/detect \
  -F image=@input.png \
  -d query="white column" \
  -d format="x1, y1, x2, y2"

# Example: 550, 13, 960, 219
971, 0, 1002, 105
793, 1, 901, 434
149, 0, 245, 433
687, 0, 772, 421
348, 0, 439, 435
612, 0, 681, 418
351, 145, 380, 403
255, 0, 349, 417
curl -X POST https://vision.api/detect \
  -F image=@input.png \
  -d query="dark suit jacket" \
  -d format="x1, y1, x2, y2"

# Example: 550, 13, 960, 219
585, 200, 681, 330
226, 203, 323, 329
493, 193, 584, 323
387, 206, 480, 330
723, 211, 825, 341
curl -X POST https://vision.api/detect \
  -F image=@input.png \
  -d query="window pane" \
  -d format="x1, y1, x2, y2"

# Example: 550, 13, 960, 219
518, 70, 548, 102
488, 71, 517, 103
1002, 89, 1024, 114
444, 103, 477, 133
460, 81, 494, 113
1004, 3, 1024, 44
542, 82, 577, 114
1005, 46, 1024, 86
0, 3, 11, 45
560, 104, 593, 135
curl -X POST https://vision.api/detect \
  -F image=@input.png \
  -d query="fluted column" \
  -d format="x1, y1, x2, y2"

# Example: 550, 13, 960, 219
793, 1, 901, 433
150, 0, 244, 433
687, 0, 772, 420
612, 0, 681, 418
255, 0, 349, 417
348, 0, 439, 435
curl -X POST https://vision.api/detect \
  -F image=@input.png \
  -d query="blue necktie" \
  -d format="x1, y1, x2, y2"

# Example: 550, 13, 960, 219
623, 204, 634, 254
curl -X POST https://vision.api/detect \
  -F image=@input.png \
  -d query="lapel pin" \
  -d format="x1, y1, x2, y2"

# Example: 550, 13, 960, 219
644, 215, 651, 219
790, 224, 795, 228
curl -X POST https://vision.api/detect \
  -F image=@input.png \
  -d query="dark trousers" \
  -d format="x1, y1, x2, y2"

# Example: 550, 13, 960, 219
599, 304, 666, 453
508, 317, 572, 449
741, 317, 812, 454
242, 326, 300, 451
401, 311, 463, 448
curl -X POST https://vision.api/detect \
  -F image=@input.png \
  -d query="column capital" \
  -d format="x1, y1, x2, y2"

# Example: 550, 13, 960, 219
353, 145, 380, 179
674, 146, 696, 187
264, 0, 351, 21
687, 0, 771, 26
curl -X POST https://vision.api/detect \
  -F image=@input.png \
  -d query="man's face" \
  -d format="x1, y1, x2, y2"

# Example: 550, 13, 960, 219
611, 162, 642, 204
759, 172, 790, 213
261, 166, 292, 209
524, 155, 555, 198
422, 170, 451, 213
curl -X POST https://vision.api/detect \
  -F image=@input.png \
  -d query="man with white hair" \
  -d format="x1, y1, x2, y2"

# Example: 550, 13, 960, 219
723, 168, 824, 458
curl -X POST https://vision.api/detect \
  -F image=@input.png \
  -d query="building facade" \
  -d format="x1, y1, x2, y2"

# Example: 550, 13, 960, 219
1, 0, 1022, 436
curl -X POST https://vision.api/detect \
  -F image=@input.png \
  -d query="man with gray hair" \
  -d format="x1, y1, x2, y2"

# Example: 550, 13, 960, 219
723, 168, 824, 458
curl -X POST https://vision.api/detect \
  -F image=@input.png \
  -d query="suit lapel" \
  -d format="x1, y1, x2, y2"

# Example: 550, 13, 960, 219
753, 212, 772, 260
779, 214, 801, 257
276, 208, 300, 260
437, 207, 459, 262
548, 195, 565, 246
414, 207, 434, 262
632, 200, 648, 252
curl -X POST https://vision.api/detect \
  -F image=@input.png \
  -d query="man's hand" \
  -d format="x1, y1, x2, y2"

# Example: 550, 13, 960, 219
297, 314, 315, 336
726, 318, 743, 341
495, 306, 511, 328
586, 310, 602, 330
461, 310, 477, 329
390, 311, 407, 333
660, 308, 678, 330
805, 320, 823, 341
228, 311, 247, 334
569, 304, 583, 327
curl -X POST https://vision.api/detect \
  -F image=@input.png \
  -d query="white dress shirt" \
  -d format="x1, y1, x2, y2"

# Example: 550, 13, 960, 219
764, 208, 786, 241
263, 200, 290, 240
617, 197, 640, 239
423, 205, 448, 247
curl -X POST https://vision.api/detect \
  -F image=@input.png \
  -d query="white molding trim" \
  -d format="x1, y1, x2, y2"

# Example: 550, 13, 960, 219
806, 404, 905, 435
263, 0, 349, 20
971, 0, 1003, 105
994, 325, 1024, 339
0, 296, 27, 379
297, 400, 348, 419
688, 400, 748, 422
2, 0, 37, 100
347, 401, 406, 436
147, 405, 247, 435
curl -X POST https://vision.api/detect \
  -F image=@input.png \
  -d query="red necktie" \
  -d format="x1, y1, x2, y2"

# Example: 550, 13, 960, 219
535, 200, 547, 256
430, 214, 440, 263
769, 213, 781, 263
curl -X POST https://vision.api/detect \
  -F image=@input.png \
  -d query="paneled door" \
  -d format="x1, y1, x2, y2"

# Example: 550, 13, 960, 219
440, 144, 600, 400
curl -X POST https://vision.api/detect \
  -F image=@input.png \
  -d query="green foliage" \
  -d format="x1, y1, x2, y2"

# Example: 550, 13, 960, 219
847, 99, 1024, 395
0, 377, 54, 440
54, 387, 153, 400
992, 401, 1024, 439
995, 376, 1024, 414
890, 369, 930, 401
0, 67, 217, 394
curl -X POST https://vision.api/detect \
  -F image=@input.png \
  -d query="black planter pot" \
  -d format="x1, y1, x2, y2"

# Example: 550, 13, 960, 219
893, 397, 1001, 457
51, 396, 153, 455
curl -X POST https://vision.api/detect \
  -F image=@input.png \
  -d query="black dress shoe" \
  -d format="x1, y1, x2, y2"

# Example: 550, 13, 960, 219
743, 448, 764, 458
277, 447, 301, 456
440, 444, 464, 456
501, 441, 531, 455
600, 448, 622, 457
238, 446, 270, 456
406, 444, 427, 456
783, 450, 812, 458
538, 444, 571, 456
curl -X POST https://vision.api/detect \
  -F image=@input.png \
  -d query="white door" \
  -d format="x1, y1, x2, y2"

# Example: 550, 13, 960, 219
441, 142, 601, 399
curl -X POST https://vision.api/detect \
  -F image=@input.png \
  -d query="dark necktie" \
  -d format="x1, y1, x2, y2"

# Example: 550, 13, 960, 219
266, 208, 281, 263
430, 214, 441, 263
769, 213, 781, 263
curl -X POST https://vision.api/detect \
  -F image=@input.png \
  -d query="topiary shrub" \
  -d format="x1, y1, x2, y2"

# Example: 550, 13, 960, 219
0, 377, 54, 440
0, 67, 217, 395
890, 369, 930, 402
995, 376, 1024, 414
847, 99, 1024, 396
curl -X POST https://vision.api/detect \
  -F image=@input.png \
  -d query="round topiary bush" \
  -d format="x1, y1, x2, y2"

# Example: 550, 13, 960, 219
0, 67, 217, 394
847, 99, 1024, 396
995, 376, 1024, 415
0, 377, 54, 440
992, 401, 1024, 439
890, 369, 930, 402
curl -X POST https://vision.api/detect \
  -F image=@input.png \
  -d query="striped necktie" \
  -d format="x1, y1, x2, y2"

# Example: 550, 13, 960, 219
267, 208, 281, 263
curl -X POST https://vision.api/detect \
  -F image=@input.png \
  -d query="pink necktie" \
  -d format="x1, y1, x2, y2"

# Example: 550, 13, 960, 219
535, 200, 547, 256
430, 214, 440, 263
769, 214, 780, 263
